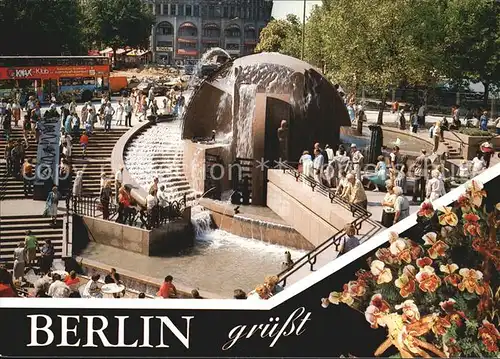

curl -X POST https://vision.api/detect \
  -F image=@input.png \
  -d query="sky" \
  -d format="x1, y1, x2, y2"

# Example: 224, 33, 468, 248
271, 1, 322, 20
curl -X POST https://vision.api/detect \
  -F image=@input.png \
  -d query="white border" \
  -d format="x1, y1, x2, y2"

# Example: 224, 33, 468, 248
1, 164, 499, 310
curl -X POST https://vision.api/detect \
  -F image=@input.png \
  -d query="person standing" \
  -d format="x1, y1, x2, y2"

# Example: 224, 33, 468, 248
145, 189, 158, 229
411, 149, 429, 204
24, 230, 38, 268
147, 86, 155, 107
12, 242, 27, 282
12, 101, 20, 127
339, 224, 361, 254
368, 156, 387, 192
114, 166, 123, 204
479, 111, 489, 131
342, 173, 368, 209
22, 158, 34, 197
390, 146, 400, 170
350, 144, 364, 181
299, 150, 313, 178
72, 171, 83, 200
480, 141, 494, 168
104, 102, 115, 132
426, 169, 446, 201
393, 186, 410, 224
115, 101, 124, 126
44, 185, 61, 226
277, 120, 289, 160
313, 148, 324, 184
124, 100, 133, 127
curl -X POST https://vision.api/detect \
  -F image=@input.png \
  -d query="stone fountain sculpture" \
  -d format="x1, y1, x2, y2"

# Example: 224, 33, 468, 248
182, 52, 350, 205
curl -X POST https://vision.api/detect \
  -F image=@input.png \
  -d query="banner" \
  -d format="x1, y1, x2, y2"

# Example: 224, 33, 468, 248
34, 117, 61, 186
1, 166, 499, 358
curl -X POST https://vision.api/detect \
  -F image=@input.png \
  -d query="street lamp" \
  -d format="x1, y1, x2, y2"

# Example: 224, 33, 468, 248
301, 0, 306, 60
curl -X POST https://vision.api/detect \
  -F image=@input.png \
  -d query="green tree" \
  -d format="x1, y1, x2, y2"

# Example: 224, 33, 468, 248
0, 0, 84, 55
304, 5, 327, 72
83, 0, 155, 64
441, 0, 500, 107
255, 14, 302, 58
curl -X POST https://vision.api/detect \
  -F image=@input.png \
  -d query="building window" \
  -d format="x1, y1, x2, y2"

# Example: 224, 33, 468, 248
201, 5, 207, 17
178, 4, 184, 16
215, 5, 221, 17
203, 27, 221, 38
208, 5, 215, 17
179, 24, 198, 37
170, 4, 177, 16
230, 6, 235, 18
155, 4, 161, 15
186, 5, 192, 16
223, 6, 228, 18
156, 22, 174, 35
178, 41, 197, 50
194, 5, 200, 17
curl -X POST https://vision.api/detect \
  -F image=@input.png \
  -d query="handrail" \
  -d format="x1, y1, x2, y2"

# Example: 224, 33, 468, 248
275, 162, 373, 287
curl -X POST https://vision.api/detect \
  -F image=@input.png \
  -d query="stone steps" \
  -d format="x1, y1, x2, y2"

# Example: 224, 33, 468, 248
0, 214, 64, 266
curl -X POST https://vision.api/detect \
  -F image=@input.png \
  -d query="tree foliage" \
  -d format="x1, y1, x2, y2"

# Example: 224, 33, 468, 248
255, 14, 302, 58
440, 0, 500, 104
0, 0, 85, 55
83, 0, 155, 61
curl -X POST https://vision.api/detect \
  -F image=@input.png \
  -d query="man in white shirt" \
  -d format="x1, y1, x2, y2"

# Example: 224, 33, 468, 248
114, 166, 123, 203
313, 148, 324, 184
417, 104, 426, 127
147, 87, 155, 107
124, 100, 133, 127
342, 173, 368, 209
146, 190, 158, 229
157, 185, 169, 222
47, 273, 71, 298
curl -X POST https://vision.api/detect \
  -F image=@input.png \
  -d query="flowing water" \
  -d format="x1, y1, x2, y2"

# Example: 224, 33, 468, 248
122, 121, 308, 295
236, 84, 257, 158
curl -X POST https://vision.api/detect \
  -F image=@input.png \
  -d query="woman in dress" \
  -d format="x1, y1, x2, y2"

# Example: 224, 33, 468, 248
381, 180, 397, 227
44, 185, 60, 225
100, 181, 112, 220
40, 239, 55, 274
72, 171, 83, 200
368, 155, 387, 191
82, 274, 103, 298
116, 101, 124, 126
12, 101, 21, 127
394, 165, 408, 194
426, 169, 446, 201
12, 242, 26, 282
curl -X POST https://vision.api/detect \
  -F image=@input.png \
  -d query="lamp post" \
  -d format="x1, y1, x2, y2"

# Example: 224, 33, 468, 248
301, 0, 306, 60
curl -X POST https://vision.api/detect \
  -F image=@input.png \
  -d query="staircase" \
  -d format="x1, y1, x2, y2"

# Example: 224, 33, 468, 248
124, 120, 198, 202
0, 214, 64, 267
71, 129, 128, 197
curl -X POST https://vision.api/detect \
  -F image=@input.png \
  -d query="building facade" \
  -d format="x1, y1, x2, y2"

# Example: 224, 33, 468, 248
146, 0, 273, 64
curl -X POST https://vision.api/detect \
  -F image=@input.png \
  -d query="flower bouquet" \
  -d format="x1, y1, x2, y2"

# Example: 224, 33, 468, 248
321, 180, 499, 358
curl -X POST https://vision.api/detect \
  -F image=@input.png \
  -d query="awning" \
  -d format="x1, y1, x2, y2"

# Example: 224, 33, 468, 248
180, 22, 196, 29
177, 49, 198, 56
99, 48, 113, 55
126, 49, 151, 57
177, 38, 197, 44
203, 23, 220, 29
225, 24, 240, 30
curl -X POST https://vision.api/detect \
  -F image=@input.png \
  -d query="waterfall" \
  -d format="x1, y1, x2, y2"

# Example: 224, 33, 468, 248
191, 206, 213, 236
236, 84, 258, 158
